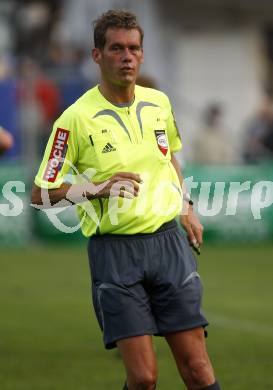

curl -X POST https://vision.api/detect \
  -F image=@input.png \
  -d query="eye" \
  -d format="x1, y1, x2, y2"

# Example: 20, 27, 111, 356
111, 45, 122, 52
130, 45, 141, 53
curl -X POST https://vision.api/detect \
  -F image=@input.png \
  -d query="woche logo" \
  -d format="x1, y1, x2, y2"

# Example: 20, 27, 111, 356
43, 128, 69, 182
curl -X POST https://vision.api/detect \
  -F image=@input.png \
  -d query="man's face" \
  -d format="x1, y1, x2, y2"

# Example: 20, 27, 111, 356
92, 27, 144, 87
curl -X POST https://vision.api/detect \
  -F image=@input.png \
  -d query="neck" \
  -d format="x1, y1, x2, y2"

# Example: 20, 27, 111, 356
99, 80, 135, 104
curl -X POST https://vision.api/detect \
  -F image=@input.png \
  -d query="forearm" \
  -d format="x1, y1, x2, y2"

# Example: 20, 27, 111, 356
31, 183, 73, 206
31, 171, 141, 208
171, 154, 186, 194
171, 154, 191, 217
171, 154, 203, 248
31, 182, 97, 207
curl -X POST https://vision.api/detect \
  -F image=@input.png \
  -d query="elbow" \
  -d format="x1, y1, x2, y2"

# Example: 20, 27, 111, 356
31, 185, 42, 205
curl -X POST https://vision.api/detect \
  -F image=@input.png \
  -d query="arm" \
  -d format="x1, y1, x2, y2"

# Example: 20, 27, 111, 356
31, 183, 72, 206
171, 154, 203, 249
31, 172, 141, 207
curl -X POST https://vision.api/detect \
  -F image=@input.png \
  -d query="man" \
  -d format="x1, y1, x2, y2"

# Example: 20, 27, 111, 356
31, 10, 221, 390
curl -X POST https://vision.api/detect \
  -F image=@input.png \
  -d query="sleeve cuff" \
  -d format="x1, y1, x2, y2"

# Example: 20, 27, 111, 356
34, 175, 64, 190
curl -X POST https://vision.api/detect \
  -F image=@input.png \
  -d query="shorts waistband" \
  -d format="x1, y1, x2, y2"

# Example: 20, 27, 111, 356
90, 219, 178, 241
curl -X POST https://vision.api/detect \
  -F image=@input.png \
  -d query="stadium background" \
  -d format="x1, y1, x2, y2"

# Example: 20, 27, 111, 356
0, 0, 273, 389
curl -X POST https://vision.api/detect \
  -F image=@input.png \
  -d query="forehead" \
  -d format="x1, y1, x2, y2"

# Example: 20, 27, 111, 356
104, 27, 142, 46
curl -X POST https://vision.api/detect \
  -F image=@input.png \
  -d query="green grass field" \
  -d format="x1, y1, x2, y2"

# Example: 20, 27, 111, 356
1, 244, 273, 389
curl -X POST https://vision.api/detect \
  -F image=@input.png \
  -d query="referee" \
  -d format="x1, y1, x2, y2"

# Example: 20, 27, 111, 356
32, 10, 221, 390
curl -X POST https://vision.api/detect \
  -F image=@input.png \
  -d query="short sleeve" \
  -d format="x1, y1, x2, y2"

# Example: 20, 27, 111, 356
164, 97, 182, 153
34, 109, 79, 189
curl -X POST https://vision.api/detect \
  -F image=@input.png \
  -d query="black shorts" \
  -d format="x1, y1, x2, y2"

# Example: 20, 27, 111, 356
87, 220, 208, 349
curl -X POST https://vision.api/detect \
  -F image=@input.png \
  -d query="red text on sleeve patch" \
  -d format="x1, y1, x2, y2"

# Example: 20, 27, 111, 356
43, 128, 70, 182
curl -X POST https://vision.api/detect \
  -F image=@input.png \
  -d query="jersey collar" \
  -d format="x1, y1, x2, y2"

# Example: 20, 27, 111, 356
96, 85, 136, 111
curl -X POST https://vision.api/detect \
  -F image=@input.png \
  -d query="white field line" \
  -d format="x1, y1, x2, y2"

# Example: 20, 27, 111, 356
207, 312, 273, 337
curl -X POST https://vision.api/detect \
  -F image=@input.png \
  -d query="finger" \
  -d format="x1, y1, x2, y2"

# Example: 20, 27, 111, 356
187, 227, 201, 255
133, 187, 139, 196
119, 181, 140, 195
120, 190, 135, 199
110, 189, 135, 199
115, 178, 140, 194
193, 226, 203, 246
115, 172, 142, 183
112, 180, 139, 196
188, 232, 201, 255
185, 225, 197, 247
110, 181, 136, 197
118, 186, 136, 198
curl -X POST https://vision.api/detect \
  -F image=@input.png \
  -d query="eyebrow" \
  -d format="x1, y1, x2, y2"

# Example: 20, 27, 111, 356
109, 43, 123, 47
109, 41, 141, 47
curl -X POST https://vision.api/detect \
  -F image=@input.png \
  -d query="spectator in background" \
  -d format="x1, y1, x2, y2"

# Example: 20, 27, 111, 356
0, 126, 13, 156
0, 54, 20, 159
17, 56, 61, 160
193, 104, 234, 165
243, 88, 273, 163
262, 119, 273, 156
44, 42, 91, 111
14, 1, 60, 61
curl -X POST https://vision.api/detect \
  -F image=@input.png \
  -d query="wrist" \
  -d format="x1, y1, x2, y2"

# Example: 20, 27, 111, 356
85, 181, 104, 200
183, 192, 194, 206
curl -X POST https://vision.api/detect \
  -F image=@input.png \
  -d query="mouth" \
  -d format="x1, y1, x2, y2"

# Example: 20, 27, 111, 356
120, 67, 134, 72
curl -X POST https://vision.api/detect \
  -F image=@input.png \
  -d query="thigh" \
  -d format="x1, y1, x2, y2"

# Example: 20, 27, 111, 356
92, 281, 158, 349
166, 327, 209, 361
117, 335, 157, 383
151, 230, 208, 335
165, 327, 214, 383
88, 237, 158, 349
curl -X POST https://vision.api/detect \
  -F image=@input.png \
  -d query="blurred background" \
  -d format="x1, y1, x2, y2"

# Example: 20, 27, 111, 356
0, 0, 273, 389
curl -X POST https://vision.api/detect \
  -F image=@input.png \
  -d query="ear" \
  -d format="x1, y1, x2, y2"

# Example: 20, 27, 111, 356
92, 48, 101, 64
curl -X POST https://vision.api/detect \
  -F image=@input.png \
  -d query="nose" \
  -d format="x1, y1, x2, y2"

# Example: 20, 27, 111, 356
121, 48, 133, 62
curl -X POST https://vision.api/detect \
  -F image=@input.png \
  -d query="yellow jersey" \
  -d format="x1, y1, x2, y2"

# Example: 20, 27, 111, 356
35, 85, 182, 236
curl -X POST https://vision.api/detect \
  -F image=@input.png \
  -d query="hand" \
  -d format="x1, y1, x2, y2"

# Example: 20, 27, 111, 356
180, 204, 203, 253
87, 172, 142, 199
0, 126, 13, 154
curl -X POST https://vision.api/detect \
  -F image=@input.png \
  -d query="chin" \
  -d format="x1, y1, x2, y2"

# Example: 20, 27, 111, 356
121, 75, 136, 85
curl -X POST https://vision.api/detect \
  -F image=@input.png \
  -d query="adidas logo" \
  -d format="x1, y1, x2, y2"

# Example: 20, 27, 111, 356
102, 143, 116, 153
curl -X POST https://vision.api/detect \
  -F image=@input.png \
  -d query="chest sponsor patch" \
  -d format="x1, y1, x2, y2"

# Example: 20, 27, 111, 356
43, 128, 69, 182
154, 130, 168, 156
